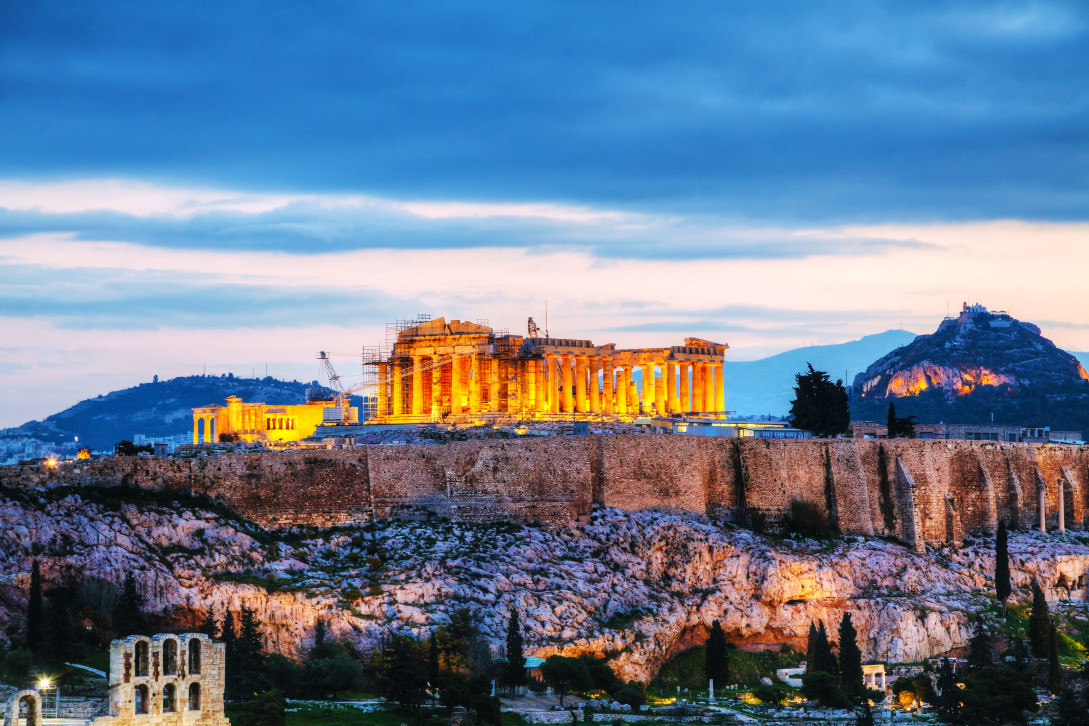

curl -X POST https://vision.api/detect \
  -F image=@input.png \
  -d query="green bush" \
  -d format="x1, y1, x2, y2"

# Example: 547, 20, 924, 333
3, 648, 32, 680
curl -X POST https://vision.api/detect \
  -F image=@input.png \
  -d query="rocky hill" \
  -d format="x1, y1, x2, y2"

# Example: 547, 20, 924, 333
850, 304, 1089, 433
3, 483, 1088, 681
0, 375, 331, 451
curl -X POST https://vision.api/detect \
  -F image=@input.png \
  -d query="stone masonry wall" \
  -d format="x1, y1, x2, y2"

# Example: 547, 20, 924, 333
2, 437, 1087, 547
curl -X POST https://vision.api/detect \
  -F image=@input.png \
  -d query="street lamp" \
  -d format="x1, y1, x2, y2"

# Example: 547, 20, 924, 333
38, 676, 57, 718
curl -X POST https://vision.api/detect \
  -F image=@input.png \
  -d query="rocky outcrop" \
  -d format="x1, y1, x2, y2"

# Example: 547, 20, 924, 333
3, 486, 1088, 683
851, 303, 1089, 433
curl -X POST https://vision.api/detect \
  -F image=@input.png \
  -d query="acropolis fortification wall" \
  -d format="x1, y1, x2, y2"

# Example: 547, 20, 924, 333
3, 437, 1087, 549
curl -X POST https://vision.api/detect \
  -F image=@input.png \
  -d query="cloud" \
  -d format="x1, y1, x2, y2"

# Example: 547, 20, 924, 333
0, 179, 941, 261
0, 3, 1086, 222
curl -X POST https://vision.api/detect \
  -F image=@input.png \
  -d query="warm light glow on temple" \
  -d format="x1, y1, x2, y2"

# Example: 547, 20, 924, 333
370, 317, 728, 423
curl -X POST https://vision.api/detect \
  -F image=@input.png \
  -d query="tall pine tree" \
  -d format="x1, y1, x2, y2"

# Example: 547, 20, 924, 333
815, 620, 838, 678
704, 620, 730, 687
995, 520, 1011, 609
27, 560, 43, 654
200, 607, 218, 638
111, 571, 146, 636
838, 613, 863, 698
805, 622, 819, 675
503, 610, 526, 696
1029, 580, 1052, 658
1049, 624, 1063, 694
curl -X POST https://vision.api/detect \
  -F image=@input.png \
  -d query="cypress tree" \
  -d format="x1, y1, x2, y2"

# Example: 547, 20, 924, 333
855, 702, 875, 726
995, 520, 1011, 609
805, 622, 819, 675
27, 560, 43, 654
1049, 624, 1063, 694
427, 632, 439, 703
41, 598, 81, 669
815, 621, 838, 679
838, 613, 863, 697
200, 607, 218, 638
1029, 580, 1052, 658
704, 620, 730, 687
504, 609, 526, 696
967, 620, 994, 669
934, 659, 959, 721
111, 571, 146, 636
886, 403, 897, 438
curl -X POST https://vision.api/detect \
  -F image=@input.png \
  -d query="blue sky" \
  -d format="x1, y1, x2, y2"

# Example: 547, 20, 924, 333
1, 1, 1088, 426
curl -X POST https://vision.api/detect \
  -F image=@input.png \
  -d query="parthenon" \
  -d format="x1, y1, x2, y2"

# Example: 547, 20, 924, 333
370, 317, 728, 422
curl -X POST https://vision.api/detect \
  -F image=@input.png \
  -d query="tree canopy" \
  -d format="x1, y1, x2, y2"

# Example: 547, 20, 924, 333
790, 364, 849, 437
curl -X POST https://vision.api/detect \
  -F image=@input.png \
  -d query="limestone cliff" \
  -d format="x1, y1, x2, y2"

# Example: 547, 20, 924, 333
2, 485, 1087, 682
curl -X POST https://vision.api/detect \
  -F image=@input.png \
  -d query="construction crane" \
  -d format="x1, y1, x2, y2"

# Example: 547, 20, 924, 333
316, 351, 358, 424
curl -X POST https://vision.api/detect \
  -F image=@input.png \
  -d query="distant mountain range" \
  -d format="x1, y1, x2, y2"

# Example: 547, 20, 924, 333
723, 330, 918, 417
0, 375, 335, 450
850, 305, 1089, 433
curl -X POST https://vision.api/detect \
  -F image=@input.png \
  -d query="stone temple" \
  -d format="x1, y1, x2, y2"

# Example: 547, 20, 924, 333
370, 317, 728, 422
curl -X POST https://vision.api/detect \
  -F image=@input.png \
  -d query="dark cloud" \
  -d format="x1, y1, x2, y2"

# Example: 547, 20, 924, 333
0, 1, 1086, 222
0, 207, 935, 260
0, 264, 411, 329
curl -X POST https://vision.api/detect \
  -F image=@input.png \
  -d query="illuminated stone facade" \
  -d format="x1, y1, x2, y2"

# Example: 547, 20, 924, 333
192, 395, 356, 445
372, 318, 728, 422
91, 633, 229, 726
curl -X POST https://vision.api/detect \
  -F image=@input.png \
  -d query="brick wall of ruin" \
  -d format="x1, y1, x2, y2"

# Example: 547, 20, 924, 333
3, 437, 1087, 547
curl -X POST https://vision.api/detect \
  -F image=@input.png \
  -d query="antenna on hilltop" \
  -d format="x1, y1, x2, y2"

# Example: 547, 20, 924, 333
545, 300, 550, 337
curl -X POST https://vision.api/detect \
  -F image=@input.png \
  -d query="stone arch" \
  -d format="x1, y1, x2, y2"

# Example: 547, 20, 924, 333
162, 683, 177, 713
188, 636, 202, 674
134, 638, 150, 677
188, 682, 201, 711
1008, 462, 1025, 529
8, 690, 42, 726
162, 636, 179, 676
134, 684, 149, 715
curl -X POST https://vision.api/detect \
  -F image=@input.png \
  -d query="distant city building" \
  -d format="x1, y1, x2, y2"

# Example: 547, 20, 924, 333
672, 418, 809, 439
850, 421, 1083, 443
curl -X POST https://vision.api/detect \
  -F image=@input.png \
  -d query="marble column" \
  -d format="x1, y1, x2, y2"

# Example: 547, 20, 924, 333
431, 356, 444, 417
450, 356, 463, 414
713, 363, 725, 413
590, 357, 601, 413
392, 360, 404, 416
666, 362, 678, 414
470, 355, 482, 413
1039, 484, 1048, 533
576, 356, 588, 412
680, 362, 691, 413
602, 360, 614, 414
641, 363, 655, 414
489, 358, 500, 412
412, 355, 424, 415
534, 359, 547, 414
693, 362, 705, 412
655, 367, 666, 416
616, 368, 627, 415
704, 362, 716, 413
562, 356, 574, 413
548, 355, 559, 413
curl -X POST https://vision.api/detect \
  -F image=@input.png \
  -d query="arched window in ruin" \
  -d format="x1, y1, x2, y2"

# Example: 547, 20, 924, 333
162, 683, 176, 713
14, 692, 41, 726
135, 640, 149, 677
134, 684, 149, 715
188, 683, 201, 711
188, 637, 202, 674
163, 638, 178, 675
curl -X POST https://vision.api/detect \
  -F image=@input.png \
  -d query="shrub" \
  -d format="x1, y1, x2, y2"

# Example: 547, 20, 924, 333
3, 648, 32, 680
